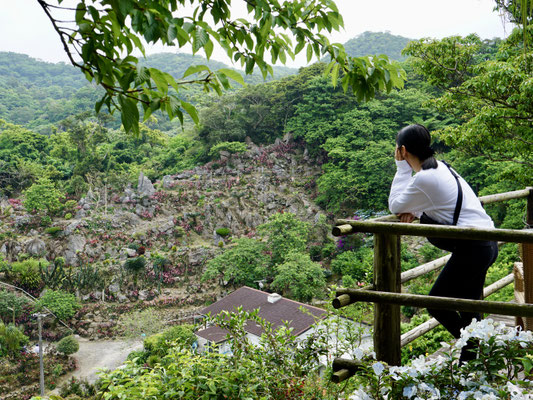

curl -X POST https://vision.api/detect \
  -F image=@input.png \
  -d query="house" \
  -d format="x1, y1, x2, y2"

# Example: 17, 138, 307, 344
195, 286, 372, 360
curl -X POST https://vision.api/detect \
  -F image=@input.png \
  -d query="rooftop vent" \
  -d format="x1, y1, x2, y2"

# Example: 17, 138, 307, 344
267, 293, 282, 304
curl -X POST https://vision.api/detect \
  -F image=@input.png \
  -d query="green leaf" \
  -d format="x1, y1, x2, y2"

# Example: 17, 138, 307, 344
193, 27, 209, 53
218, 68, 245, 86
204, 39, 214, 59
331, 63, 340, 88
75, 2, 86, 24
118, 95, 139, 136
182, 65, 210, 78
306, 44, 313, 63
149, 68, 169, 94
180, 100, 199, 124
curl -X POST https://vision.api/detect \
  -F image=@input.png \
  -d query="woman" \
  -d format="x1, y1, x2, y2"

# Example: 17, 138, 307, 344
388, 124, 498, 363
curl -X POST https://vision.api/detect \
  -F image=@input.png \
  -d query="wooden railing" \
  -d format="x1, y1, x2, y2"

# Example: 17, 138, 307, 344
330, 187, 533, 382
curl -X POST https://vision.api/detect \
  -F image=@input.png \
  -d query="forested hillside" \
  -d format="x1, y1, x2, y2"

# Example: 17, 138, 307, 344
343, 31, 412, 61
0, 23, 531, 400
0, 52, 297, 134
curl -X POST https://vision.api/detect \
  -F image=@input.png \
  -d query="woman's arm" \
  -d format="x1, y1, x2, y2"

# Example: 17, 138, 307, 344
388, 160, 435, 215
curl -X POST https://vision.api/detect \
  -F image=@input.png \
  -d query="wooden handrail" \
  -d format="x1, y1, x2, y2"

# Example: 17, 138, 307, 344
334, 289, 533, 317
401, 254, 451, 284
479, 187, 532, 205
333, 220, 533, 243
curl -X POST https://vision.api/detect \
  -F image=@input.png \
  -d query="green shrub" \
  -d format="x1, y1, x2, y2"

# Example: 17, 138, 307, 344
0, 322, 29, 357
331, 247, 373, 283
0, 290, 32, 323
11, 258, 46, 289
35, 290, 80, 320
208, 141, 248, 159
147, 354, 161, 367
45, 226, 63, 236
64, 200, 78, 211
40, 215, 52, 227
56, 335, 79, 355
215, 227, 230, 237
144, 324, 196, 357
64, 213, 73, 220
124, 256, 147, 275
126, 349, 149, 365
418, 243, 445, 263
23, 177, 62, 214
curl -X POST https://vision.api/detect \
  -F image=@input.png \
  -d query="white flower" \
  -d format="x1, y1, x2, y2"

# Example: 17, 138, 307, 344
350, 389, 373, 400
403, 385, 417, 398
353, 347, 364, 360
372, 361, 385, 376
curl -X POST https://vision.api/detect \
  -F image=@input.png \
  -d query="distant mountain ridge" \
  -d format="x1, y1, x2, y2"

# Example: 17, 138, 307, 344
0, 31, 412, 132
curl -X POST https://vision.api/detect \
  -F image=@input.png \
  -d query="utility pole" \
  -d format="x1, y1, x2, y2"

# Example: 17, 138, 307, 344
34, 312, 48, 396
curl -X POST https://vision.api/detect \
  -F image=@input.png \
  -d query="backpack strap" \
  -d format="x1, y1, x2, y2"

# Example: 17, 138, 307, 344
441, 161, 463, 226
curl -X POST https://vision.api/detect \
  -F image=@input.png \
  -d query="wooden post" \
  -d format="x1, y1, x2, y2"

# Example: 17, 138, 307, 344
522, 188, 533, 330
373, 233, 401, 366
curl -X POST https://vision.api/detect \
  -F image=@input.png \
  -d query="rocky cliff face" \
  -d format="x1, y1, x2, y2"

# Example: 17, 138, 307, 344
0, 138, 327, 302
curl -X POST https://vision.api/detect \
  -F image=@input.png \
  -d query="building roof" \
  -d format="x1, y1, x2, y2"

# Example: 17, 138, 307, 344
195, 286, 326, 344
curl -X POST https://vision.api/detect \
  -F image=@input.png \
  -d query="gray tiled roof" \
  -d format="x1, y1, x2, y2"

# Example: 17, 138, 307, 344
195, 286, 326, 343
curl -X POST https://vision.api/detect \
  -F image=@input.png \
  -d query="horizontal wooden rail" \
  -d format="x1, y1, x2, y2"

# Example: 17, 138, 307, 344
479, 188, 532, 205
334, 288, 533, 317
333, 220, 533, 243
401, 243, 505, 284
331, 357, 362, 383
401, 255, 451, 284
400, 273, 515, 347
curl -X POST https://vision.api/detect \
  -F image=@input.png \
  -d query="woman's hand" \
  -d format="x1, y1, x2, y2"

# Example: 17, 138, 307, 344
398, 213, 415, 223
395, 145, 404, 161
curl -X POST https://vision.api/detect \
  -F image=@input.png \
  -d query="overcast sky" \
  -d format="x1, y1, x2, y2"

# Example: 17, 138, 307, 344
0, 0, 512, 68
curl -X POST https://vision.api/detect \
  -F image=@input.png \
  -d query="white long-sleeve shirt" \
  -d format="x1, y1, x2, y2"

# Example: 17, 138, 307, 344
388, 160, 494, 228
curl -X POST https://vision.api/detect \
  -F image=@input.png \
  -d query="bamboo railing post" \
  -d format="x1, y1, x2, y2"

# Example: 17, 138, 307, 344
373, 233, 401, 366
522, 188, 533, 330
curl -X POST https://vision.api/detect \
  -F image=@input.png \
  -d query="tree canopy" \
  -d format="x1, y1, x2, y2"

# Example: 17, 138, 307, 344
38, 0, 405, 135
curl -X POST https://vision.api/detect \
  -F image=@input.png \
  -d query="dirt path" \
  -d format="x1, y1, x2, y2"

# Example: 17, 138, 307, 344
52, 336, 143, 392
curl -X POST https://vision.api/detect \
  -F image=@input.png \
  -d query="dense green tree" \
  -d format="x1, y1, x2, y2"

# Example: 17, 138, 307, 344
23, 177, 63, 214
270, 251, 326, 302
202, 238, 268, 287
403, 31, 533, 182
258, 212, 311, 266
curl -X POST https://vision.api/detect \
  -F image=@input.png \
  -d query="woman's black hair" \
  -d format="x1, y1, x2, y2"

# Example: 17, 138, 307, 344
396, 124, 437, 170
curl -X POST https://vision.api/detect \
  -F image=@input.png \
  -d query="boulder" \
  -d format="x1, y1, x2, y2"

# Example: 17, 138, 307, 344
26, 238, 46, 257
108, 283, 120, 294
64, 235, 86, 266
64, 220, 81, 236
137, 172, 155, 197
162, 175, 174, 189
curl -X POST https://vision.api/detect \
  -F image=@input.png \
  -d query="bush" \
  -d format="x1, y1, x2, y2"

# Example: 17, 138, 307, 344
208, 141, 248, 159
0, 321, 29, 357
56, 335, 79, 355
126, 349, 149, 365
45, 226, 63, 236
124, 256, 146, 274
23, 177, 62, 214
35, 290, 80, 321
144, 324, 196, 357
331, 247, 373, 283
11, 258, 45, 290
64, 213, 73, 220
215, 227, 230, 237
0, 290, 32, 323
